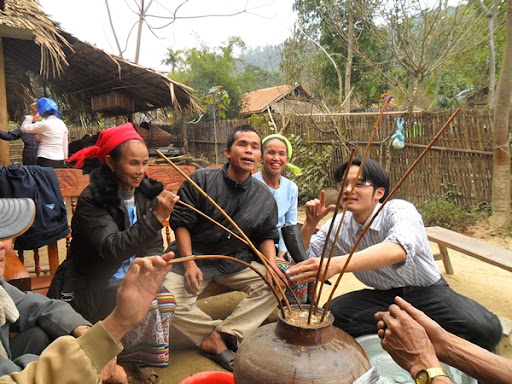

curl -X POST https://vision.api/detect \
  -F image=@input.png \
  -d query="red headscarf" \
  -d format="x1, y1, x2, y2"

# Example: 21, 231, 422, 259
68, 122, 143, 168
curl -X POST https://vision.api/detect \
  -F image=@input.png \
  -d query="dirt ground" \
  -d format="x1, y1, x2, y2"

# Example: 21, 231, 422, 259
159, 213, 512, 383
28, 208, 512, 383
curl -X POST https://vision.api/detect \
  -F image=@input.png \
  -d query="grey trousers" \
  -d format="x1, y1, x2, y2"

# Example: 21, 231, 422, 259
163, 261, 278, 347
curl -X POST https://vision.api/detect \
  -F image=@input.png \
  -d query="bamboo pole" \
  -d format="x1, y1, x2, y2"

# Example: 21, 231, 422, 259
320, 108, 462, 322
0, 37, 10, 166
308, 97, 391, 323
157, 150, 292, 317
167, 255, 283, 309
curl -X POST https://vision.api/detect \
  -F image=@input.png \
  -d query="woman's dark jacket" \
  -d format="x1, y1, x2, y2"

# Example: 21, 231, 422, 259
68, 166, 164, 321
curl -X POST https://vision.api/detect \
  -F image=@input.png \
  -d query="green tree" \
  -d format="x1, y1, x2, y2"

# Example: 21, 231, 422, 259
166, 37, 245, 117
161, 48, 183, 73
164, 38, 285, 117
283, 0, 389, 111
285, 0, 495, 112
203, 86, 230, 163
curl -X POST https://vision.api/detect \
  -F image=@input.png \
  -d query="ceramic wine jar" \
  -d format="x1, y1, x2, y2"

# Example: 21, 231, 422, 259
233, 306, 370, 383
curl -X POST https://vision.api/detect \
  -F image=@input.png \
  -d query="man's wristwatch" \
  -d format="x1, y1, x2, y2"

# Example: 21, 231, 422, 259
415, 367, 450, 384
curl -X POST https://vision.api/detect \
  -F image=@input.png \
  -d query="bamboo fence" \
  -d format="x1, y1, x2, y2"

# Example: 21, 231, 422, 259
184, 108, 498, 207
5, 108, 502, 207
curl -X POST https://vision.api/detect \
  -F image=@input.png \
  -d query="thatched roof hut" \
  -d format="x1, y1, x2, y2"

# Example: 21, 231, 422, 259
240, 84, 317, 116
0, 0, 202, 122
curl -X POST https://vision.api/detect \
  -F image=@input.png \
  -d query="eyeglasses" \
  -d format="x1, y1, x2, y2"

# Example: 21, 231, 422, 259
341, 180, 375, 190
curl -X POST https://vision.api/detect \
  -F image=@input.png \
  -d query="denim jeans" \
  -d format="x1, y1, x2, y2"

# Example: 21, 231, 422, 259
328, 278, 502, 350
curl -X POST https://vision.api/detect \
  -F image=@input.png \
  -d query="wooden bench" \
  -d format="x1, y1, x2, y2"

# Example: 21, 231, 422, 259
426, 226, 512, 354
426, 226, 512, 275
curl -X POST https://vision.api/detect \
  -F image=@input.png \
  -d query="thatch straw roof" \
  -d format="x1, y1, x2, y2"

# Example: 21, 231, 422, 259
1, 0, 203, 121
240, 84, 313, 116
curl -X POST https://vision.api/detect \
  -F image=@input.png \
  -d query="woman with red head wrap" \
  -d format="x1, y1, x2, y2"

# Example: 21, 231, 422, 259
53, 122, 179, 382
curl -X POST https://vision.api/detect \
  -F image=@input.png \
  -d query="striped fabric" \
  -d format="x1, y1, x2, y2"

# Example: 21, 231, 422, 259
306, 199, 441, 290
277, 259, 308, 304
118, 291, 177, 367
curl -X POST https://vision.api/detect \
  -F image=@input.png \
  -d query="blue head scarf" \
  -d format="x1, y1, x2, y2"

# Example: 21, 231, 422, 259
36, 98, 61, 118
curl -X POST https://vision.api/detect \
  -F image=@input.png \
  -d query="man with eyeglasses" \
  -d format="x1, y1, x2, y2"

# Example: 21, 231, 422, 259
287, 158, 502, 358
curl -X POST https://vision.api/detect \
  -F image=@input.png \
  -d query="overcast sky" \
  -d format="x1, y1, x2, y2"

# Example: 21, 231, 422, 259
39, 0, 297, 71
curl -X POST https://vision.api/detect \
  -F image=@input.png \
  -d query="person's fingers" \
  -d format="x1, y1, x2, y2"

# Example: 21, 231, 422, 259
161, 251, 174, 263
374, 311, 385, 321
327, 204, 337, 212
318, 189, 326, 205
190, 274, 200, 293
285, 260, 306, 274
376, 319, 386, 330
394, 296, 426, 321
184, 279, 196, 295
127, 260, 142, 276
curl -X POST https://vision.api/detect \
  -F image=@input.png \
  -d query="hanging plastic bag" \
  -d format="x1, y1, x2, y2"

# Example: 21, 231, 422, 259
391, 117, 405, 150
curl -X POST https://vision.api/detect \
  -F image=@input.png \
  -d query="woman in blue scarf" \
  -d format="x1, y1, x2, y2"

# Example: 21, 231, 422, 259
21, 98, 68, 168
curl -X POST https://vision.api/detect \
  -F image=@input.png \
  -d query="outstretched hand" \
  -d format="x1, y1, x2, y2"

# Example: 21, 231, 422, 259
285, 257, 338, 284
304, 190, 336, 226
105, 252, 174, 340
387, 296, 447, 359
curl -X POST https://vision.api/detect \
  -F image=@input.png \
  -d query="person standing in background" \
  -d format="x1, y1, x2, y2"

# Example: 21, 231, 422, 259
20, 98, 68, 168
0, 102, 39, 165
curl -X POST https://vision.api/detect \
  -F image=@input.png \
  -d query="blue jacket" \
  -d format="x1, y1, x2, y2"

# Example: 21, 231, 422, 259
0, 164, 69, 250
0, 127, 38, 165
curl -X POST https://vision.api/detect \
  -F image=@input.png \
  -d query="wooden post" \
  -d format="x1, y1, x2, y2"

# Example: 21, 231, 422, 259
181, 114, 188, 153
0, 37, 11, 166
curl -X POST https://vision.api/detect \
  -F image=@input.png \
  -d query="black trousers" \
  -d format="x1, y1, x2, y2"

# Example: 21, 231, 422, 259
328, 278, 503, 351
36, 157, 65, 168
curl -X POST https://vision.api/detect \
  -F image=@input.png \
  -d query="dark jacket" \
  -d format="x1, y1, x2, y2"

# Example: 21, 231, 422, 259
0, 164, 69, 250
67, 166, 164, 322
0, 126, 38, 165
0, 278, 91, 375
168, 163, 278, 279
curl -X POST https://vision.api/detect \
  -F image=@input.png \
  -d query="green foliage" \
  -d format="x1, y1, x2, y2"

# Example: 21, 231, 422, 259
247, 114, 272, 131
239, 44, 283, 72
202, 86, 230, 120
285, 0, 505, 111
163, 38, 284, 117
285, 134, 335, 203
419, 184, 487, 232
163, 37, 245, 117
237, 63, 283, 93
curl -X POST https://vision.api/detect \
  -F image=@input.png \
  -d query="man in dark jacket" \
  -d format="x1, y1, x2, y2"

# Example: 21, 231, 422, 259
164, 125, 280, 372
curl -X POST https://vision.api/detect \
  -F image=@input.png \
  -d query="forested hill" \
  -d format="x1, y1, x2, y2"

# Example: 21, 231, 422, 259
239, 44, 283, 72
